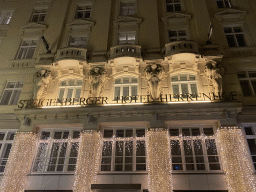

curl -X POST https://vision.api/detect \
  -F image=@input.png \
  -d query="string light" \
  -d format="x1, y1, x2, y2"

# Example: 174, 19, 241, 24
0, 132, 37, 192
73, 130, 101, 192
217, 127, 256, 192
146, 129, 173, 192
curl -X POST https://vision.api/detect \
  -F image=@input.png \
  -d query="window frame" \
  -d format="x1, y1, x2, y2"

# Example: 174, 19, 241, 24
15, 39, 38, 60
168, 29, 188, 42
74, 4, 92, 19
119, 0, 137, 16
216, 0, 232, 8
101, 127, 146, 172
0, 81, 23, 105
0, 10, 13, 25
166, 0, 182, 13
237, 71, 256, 96
169, 125, 222, 173
0, 130, 16, 174
223, 25, 246, 48
30, 8, 47, 22
68, 35, 87, 48
118, 32, 136, 45
58, 79, 83, 101
31, 129, 81, 174
113, 76, 138, 100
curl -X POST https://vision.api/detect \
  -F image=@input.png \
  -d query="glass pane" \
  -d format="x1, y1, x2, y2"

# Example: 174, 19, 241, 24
169, 31, 177, 37
178, 30, 186, 37
0, 90, 12, 105
116, 141, 124, 156
41, 131, 50, 139
251, 81, 256, 94
125, 141, 133, 156
171, 140, 181, 155
114, 87, 120, 98
9, 90, 21, 105
123, 77, 129, 83
172, 84, 179, 95
76, 80, 83, 86
119, 34, 127, 41
136, 129, 145, 137
63, 132, 69, 139
73, 131, 80, 139
0, 133, 5, 140
206, 139, 218, 155
237, 71, 247, 78
26, 47, 35, 59
226, 35, 236, 47
17, 48, 27, 59
171, 75, 178, 81
193, 140, 203, 155
6, 132, 15, 140
181, 84, 189, 95
203, 128, 214, 136
186, 164, 194, 170
131, 77, 137, 83
136, 141, 145, 156
102, 141, 112, 156
123, 87, 129, 97
239, 80, 252, 96
209, 164, 221, 170
182, 128, 190, 136
2, 144, 12, 158
191, 128, 200, 136
127, 33, 135, 40
69, 80, 75, 86
67, 89, 73, 99
244, 127, 254, 135
236, 34, 246, 47
115, 78, 121, 84
180, 74, 187, 81
183, 140, 192, 155
248, 72, 256, 78
126, 129, 133, 137
189, 75, 196, 80
224, 27, 232, 33
104, 130, 113, 138
116, 130, 124, 137
75, 89, 81, 98
131, 86, 137, 96
173, 164, 183, 170
169, 129, 179, 136
6, 82, 15, 88
60, 81, 66, 86
247, 139, 256, 155
190, 84, 198, 95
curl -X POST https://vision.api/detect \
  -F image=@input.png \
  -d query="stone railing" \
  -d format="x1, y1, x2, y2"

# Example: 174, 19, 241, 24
55, 47, 87, 62
108, 44, 141, 59
162, 41, 199, 57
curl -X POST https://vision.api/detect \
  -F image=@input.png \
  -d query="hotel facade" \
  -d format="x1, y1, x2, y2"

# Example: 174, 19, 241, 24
0, 0, 256, 191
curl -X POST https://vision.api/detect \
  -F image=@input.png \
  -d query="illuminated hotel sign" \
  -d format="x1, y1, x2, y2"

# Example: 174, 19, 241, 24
18, 92, 237, 109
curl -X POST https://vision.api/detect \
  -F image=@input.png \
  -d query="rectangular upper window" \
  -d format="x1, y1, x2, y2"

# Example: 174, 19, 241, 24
237, 71, 256, 96
30, 9, 47, 22
114, 76, 138, 100
243, 125, 256, 170
169, 30, 187, 42
216, 0, 232, 8
0, 11, 13, 25
69, 36, 87, 48
0, 82, 23, 105
223, 26, 246, 47
166, 0, 181, 12
75, 5, 92, 19
32, 129, 80, 173
118, 32, 136, 45
16, 39, 38, 60
120, 0, 136, 16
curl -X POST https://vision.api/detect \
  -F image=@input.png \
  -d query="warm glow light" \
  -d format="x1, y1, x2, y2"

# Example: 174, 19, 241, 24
217, 127, 256, 192
103, 103, 144, 106
0, 132, 37, 192
146, 129, 173, 192
168, 100, 211, 104
73, 131, 101, 192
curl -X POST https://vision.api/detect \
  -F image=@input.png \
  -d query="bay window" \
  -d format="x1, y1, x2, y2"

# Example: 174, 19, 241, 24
114, 76, 138, 100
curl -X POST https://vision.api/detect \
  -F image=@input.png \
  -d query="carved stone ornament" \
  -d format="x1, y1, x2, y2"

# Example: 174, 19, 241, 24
35, 70, 53, 100
144, 64, 165, 100
204, 62, 223, 93
89, 67, 107, 97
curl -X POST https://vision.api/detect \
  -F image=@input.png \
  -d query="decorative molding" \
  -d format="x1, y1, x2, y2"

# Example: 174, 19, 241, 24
113, 16, 143, 26
67, 20, 94, 31
161, 13, 191, 26
214, 9, 246, 23
20, 22, 47, 37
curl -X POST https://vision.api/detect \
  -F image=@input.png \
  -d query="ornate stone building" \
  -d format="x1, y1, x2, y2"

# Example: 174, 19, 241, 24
0, 0, 256, 191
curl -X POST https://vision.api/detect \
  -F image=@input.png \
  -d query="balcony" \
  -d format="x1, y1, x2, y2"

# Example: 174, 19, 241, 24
108, 45, 142, 60
54, 47, 87, 62
163, 41, 199, 57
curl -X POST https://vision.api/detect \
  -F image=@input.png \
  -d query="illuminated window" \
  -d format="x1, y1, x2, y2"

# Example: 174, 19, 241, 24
243, 125, 256, 170
166, 0, 181, 12
32, 130, 80, 173
69, 36, 87, 48
30, 9, 47, 22
16, 39, 38, 59
170, 126, 221, 172
120, 0, 136, 16
114, 76, 138, 100
0, 82, 23, 105
0, 131, 16, 173
171, 74, 198, 97
237, 71, 256, 96
223, 26, 246, 47
168, 30, 188, 42
0, 11, 13, 25
75, 5, 92, 19
118, 32, 136, 45
101, 128, 146, 172
58, 79, 82, 101
216, 0, 232, 8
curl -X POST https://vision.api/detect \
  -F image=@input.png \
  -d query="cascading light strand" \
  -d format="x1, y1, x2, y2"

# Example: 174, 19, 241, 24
73, 130, 101, 192
146, 128, 173, 192
0, 132, 37, 192
217, 127, 256, 192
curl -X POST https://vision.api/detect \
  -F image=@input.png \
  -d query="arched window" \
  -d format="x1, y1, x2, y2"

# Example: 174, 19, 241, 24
114, 76, 138, 99
58, 79, 82, 100
171, 74, 198, 96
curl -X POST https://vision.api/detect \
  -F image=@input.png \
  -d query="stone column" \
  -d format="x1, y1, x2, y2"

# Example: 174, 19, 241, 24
146, 128, 173, 192
217, 127, 256, 192
0, 132, 37, 192
73, 130, 101, 192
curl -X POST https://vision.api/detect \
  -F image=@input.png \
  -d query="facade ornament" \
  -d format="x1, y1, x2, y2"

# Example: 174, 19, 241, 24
89, 67, 106, 97
144, 64, 165, 100
35, 70, 53, 100
204, 62, 223, 93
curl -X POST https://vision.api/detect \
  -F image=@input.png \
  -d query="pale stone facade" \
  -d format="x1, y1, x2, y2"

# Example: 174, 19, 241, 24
0, 0, 255, 191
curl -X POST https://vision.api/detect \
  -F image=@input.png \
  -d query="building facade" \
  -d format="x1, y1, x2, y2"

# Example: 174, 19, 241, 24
0, 0, 256, 191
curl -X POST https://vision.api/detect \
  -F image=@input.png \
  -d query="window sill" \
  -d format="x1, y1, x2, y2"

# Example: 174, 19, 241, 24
98, 172, 147, 175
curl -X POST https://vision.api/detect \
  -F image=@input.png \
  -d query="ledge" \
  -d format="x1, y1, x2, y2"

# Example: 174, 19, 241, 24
162, 41, 199, 57
108, 44, 142, 59
54, 47, 87, 62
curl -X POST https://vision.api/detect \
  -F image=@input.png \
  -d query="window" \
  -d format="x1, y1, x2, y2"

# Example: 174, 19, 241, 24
171, 74, 198, 97
237, 71, 256, 96
0, 82, 23, 105
118, 32, 136, 45
16, 39, 38, 59
170, 126, 221, 172
101, 128, 146, 172
216, 0, 232, 8
0, 131, 15, 173
166, 0, 181, 12
243, 125, 256, 170
169, 30, 187, 42
69, 36, 87, 48
32, 130, 80, 173
58, 79, 82, 101
0, 11, 13, 25
114, 76, 138, 100
30, 9, 47, 22
120, 1, 136, 16
75, 5, 92, 19
223, 26, 246, 47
